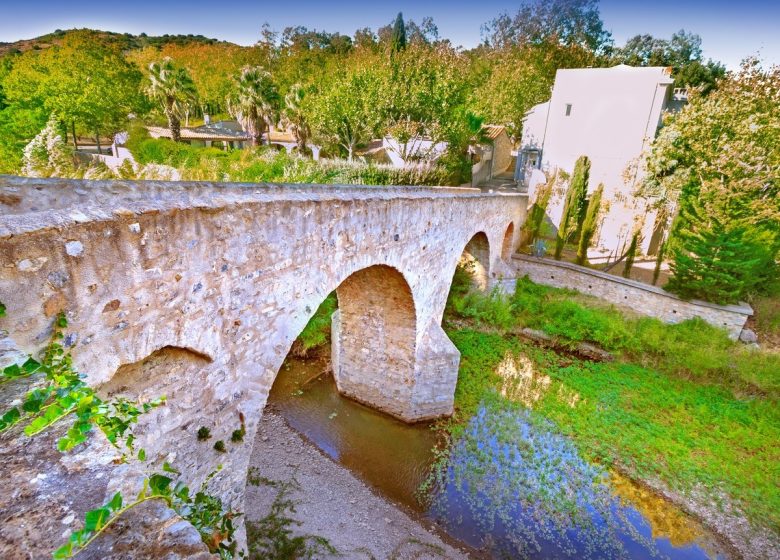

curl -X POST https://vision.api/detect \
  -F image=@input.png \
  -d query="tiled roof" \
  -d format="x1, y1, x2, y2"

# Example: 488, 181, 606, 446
146, 126, 249, 141
483, 125, 507, 140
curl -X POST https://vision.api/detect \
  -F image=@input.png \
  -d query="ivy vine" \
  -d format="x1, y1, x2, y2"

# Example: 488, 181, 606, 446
0, 302, 242, 559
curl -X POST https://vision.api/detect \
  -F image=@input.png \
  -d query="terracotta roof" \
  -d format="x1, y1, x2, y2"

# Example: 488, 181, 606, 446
146, 126, 249, 141
483, 125, 507, 140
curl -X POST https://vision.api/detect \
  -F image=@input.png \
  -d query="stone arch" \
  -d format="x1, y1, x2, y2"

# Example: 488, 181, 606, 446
330, 265, 418, 420
97, 345, 222, 485
501, 222, 515, 261
459, 232, 491, 290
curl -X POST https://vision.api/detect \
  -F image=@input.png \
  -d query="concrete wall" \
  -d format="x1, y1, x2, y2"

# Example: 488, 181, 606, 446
0, 176, 526, 554
510, 255, 752, 339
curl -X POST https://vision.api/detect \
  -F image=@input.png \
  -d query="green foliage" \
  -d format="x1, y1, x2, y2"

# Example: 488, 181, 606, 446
451, 288, 517, 332
55, 466, 241, 559
651, 239, 666, 286
146, 57, 198, 142
197, 426, 211, 440
575, 183, 603, 265
520, 172, 555, 247
445, 311, 780, 532
228, 66, 280, 146
622, 231, 639, 279
295, 293, 337, 355
391, 13, 407, 54
666, 216, 776, 305
0, 311, 164, 453
611, 30, 725, 93
246, 473, 338, 559
214, 440, 226, 453
2, 30, 143, 142
643, 59, 780, 303
555, 156, 590, 260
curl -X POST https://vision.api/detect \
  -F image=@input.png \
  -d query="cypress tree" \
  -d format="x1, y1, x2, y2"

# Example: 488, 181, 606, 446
651, 239, 667, 286
391, 13, 407, 53
520, 171, 555, 247
554, 155, 590, 260
622, 230, 640, 279
576, 183, 603, 265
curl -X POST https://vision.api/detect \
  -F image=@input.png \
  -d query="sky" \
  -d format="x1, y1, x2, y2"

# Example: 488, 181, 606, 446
0, 0, 778, 69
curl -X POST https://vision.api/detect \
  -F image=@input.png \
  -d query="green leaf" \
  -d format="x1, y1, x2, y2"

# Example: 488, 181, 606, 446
137, 448, 146, 461
56, 312, 68, 329
0, 301, 5, 318
0, 407, 21, 430
22, 357, 41, 373
84, 507, 110, 532
163, 461, 180, 474
3, 363, 21, 378
148, 474, 172, 496
52, 541, 73, 559
107, 492, 123, 512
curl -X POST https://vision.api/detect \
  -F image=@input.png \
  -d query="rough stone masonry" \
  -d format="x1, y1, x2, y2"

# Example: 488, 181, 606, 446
0, 176, 526, 556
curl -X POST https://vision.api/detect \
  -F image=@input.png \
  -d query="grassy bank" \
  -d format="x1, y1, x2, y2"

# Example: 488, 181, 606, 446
443, 275, 780, 535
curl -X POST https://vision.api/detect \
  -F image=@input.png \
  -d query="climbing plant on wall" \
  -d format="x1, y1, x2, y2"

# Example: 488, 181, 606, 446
0, 302, 242, 559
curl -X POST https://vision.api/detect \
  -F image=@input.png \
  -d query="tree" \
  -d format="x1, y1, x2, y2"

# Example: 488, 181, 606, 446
622, 230, 640, 279
305, 67, 383, 160
554, 155, 590, 259
282, 84, 311, 154
481, 0, 612, 54
612, 30, 725, 93
576, 183, 603, 265
146, 58, 197, 143
391, 13, 407, 54
228, 66, 280, 147
643, 59, 780, 302
665, 218, 772, 304
2, 30, 143, 150
521, 170, 556, 247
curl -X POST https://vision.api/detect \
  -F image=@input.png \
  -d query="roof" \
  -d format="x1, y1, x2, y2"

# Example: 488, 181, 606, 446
482, 125, 508, 141
147, 125, 249, 141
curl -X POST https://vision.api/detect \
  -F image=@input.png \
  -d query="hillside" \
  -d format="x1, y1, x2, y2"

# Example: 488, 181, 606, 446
0, 28, 230, 57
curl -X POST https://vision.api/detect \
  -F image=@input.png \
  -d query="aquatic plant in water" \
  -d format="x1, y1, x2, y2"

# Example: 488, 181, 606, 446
426, 405, 661, 559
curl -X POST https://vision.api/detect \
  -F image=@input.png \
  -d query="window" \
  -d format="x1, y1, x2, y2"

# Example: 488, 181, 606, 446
565, 103, 572, 116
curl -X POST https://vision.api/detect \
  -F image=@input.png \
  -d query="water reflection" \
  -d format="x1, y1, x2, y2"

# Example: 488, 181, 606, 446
268, 356, 727, 559
429, 406, 725, 559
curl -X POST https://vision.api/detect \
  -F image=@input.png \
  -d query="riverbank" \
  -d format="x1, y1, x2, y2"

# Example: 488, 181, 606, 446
245, 410, 473, 559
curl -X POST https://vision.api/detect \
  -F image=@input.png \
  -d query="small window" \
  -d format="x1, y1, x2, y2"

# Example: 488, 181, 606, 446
565, 103, 572, 116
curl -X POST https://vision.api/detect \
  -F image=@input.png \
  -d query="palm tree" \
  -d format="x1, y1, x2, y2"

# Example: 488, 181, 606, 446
228, 67, 279, 147
282, 84, 311, 154
146, 58, 197, 143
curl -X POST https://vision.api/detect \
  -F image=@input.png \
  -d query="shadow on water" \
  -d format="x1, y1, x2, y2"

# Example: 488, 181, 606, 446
268, 354, 729, 560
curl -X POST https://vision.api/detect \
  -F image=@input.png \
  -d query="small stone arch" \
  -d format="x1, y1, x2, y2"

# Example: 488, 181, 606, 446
459, 232, 491, 291
501, 222, 515, 261
97, 345, 221, 484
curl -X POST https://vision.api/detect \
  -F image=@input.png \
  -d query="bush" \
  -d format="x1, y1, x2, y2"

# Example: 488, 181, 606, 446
293, 293, 337, 357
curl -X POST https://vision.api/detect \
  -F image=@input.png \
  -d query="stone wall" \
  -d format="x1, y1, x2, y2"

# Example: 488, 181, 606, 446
510, 255, 752, 338
0, 176, 527, 555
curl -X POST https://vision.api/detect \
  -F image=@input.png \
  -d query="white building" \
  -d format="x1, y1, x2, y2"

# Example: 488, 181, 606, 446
517, 65, 686, 256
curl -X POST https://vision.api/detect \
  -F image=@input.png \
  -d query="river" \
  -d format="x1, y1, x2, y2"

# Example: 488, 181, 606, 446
267, 354, 729, 559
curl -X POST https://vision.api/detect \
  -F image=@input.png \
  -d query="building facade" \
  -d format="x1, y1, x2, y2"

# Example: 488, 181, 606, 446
517, 65, 685, 257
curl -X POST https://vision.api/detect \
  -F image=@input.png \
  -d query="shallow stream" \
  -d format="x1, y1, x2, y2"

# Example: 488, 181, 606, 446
268, 355, 728, 559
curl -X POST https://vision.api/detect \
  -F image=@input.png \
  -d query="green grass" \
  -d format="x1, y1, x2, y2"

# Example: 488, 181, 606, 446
446, 275, 780, 396
441, 276, 780, 534
445, 329, 780, 533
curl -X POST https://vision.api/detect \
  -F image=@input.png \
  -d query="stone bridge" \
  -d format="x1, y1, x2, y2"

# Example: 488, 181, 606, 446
0, 176, 526, 556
